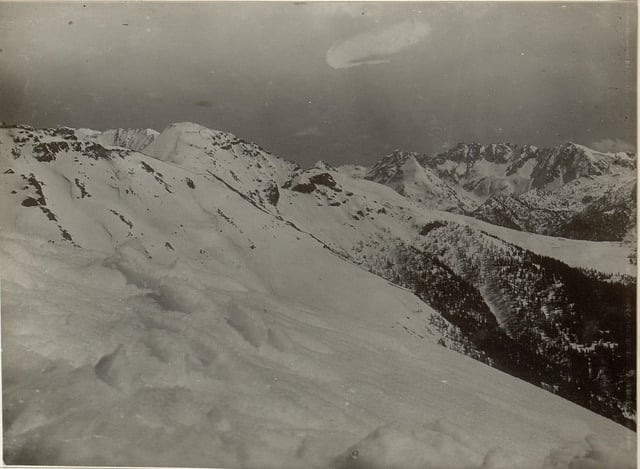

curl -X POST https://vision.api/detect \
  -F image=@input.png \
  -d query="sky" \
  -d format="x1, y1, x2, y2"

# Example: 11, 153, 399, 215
0, 1, 636, 167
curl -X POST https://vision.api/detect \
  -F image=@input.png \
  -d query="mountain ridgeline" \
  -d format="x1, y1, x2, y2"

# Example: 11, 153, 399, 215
1, 122, 636, 433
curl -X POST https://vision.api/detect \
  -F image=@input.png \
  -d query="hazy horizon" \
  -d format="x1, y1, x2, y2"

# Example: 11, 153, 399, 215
0, 1, 636, 166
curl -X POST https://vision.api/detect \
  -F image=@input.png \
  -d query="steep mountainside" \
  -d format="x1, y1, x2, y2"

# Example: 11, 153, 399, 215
0, 123, 635, 468
273, 164, 636, 428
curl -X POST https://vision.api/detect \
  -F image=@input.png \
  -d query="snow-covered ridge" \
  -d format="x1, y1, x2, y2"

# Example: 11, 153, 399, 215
1, 123, 634, 272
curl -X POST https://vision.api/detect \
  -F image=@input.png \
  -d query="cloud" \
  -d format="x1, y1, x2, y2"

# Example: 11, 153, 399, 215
591, 138, 636, 153
326, 19, 431, 69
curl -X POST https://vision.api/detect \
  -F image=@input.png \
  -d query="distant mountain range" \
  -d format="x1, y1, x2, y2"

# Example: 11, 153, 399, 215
1, 122, 635, 467
362, 142, 636, 242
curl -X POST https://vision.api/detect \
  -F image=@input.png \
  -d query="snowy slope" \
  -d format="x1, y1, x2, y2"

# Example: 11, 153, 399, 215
3, 230, 635, 469
0, 124, 636, 468
274, 166, 636, 426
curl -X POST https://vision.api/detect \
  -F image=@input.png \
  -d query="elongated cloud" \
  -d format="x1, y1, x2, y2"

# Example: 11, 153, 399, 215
327, 19, 431, 69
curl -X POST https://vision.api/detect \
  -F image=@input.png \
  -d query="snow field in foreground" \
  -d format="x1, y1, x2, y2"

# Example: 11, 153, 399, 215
0, 230, 635, 468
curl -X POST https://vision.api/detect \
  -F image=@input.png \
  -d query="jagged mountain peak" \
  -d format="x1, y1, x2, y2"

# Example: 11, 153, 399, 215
425, 141, 529, 167
365, 149, 422, 184
364, 150, 477, 213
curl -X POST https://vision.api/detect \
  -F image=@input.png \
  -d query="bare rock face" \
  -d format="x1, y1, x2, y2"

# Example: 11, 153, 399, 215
99, 128, 159, 153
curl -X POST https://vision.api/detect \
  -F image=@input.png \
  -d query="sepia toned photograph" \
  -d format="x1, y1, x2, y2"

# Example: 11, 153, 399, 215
0, 1, 636, 468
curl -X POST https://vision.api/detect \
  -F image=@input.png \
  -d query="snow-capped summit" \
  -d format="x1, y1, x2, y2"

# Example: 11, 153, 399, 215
140, 122, 300, 213
143, 122, 236, 162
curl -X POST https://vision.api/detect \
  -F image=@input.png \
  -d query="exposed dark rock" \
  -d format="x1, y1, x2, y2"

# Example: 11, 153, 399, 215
83, 142, 112, 160
419, 221, 447, 235
265, 181, 280, 205
291, 181, 316, 193
309, 173, 340, 191
21, 197, 39, 207
291, 173, 340, 194
74, 178, 90, 198
110, 209, 133, 229
33, 141, 70, 162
